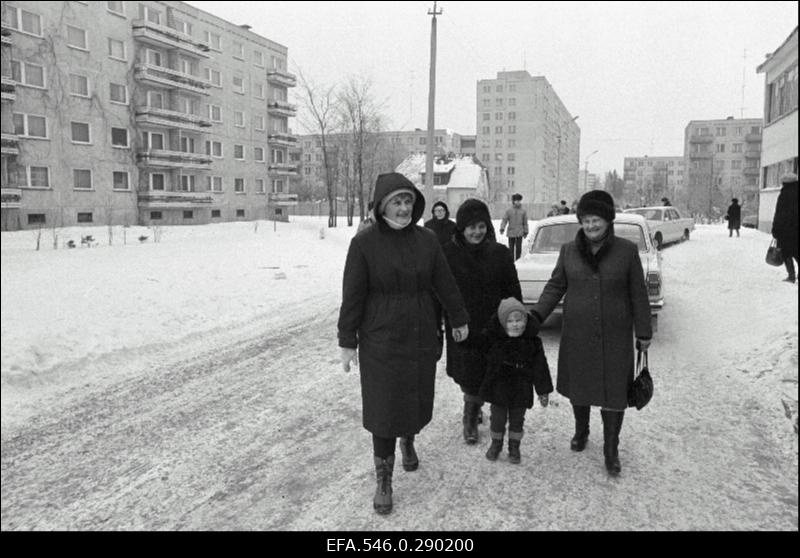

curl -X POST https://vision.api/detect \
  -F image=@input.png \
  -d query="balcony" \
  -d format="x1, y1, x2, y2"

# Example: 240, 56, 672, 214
266, 69, 297, 88
1, 132, 19, 155
267, 100, 298, 117
744, 150, 761, 159
689, 135, 714, 144
135, 106, 212, 132
1, 75, 15, 102
132, 20, 210, 59
138, 190, 214, 208
137, 149, 212, 170
745, 132, 762, 143
688, 151, 712, 160
743, 166, 760, 177
267, 163, 299, 176
134, 63, 210, 96
1, 24, 11, 46
1, 187, 22, 208
267, 133, 298, 148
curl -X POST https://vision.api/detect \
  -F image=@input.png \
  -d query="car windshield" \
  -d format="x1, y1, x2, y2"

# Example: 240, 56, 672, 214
530, 223, 647, 253
626, 208, 662, 220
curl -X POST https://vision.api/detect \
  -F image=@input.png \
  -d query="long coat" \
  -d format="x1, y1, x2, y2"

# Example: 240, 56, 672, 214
726, 202, 741, 230
772, 180, 798, 258
424, 216, 458, 246
532, 228, 652, 409
442, 235, 521, 395
338, 185, 469, 438
478, 315, 553, 409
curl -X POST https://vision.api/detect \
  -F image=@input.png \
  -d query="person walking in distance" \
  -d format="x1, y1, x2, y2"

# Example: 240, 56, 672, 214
338, 173, 470, 515
726, 198, 741, 238
772, 173, 799, 283
499, 193, 529, 261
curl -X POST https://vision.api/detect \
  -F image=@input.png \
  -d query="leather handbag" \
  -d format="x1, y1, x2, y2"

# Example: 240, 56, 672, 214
628, 349, 653, 410
766, 239, 784, 267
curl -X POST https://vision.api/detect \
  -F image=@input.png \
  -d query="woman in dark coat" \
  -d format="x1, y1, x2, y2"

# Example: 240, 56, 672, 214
726, 198, 741, 237
531, 190, 652, 476
771, 173, 798, 283
442, 199, 522, 445
338, 172, 469, 515
424, 200, 458, 246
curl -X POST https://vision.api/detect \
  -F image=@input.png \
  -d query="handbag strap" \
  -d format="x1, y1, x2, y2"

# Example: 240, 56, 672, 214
636, 349, 648, 372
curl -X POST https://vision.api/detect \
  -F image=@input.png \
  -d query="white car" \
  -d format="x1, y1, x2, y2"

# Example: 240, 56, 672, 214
515, 213, 665, 329
622, 206, 694, 249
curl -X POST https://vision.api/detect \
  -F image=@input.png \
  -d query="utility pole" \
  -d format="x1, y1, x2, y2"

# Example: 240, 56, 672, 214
425, 1, 442, 190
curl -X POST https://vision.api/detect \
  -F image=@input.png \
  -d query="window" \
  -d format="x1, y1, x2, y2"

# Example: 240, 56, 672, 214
179, 175, 196, 192
481, 126, 490, 134
508, 139, 516, 148
150, 173, 165, 191
483, 85, 491, 93
255, 178, 265, 193
208, 104, 222, 122
254, 114, 266, 131
234, 111, 245, 127
28, 214, 46, 225
207, 176, 223, 192
69, 74, 89, 97
77, 212, 93, 223
234, 178, 245, 193
495, 139, 503, 148
236, 209, 245, 217
509, 84, 516, 92
107, 1, 124, 15
507, 152, 515, 161
211, 209, 221, 218
483, 99, 491, 107
204, 30, 221, 50
716, 127, 726, 137
254, 146, 265, 162
24, 166, 50, 188
180, 136, 195, 153
508, 125, 516, 134
496, 85, 503, 92
232, 76, 244, 94
507, 167, 515, 175
272, 179, 285, 193
234, 145, 245, 160
171, 18, 192, 36
111, 127, 128, 147
183, 210, 194, 220
495, 112, 503, 120
4, 6, 43, 36
113, 171, 129, 190
272, 149, 285, 164
150, 211, 163, 220
205, 68, 221, 87
716, 144, 725, 153
73, 169, 93, 189
67, 25, 88, 50
483, 113, 491, 121
508, 112, 516, 120
110, 83, 128, 104
254, 50, 264, 67
71, 121, 91, 143
138, 4, 160, 24
147, 49, 163, 66
253, 82, 265, 98
233, 41, 244, 59
108, 38, 126, 60
732, 143, 743, 153
147, 90, 164, 108
11, 60, 45, 87
495, 126, 503, 134
205, 140, 223, 158
731, 160, 742, 170
509, 98, 516, 106
143, 131, 164, 150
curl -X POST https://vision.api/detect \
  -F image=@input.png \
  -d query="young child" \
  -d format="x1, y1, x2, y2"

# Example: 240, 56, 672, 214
479, 297, 553, 464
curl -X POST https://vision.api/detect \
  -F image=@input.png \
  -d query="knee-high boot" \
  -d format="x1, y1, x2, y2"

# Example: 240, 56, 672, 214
570, 404, 590, 451
601, 410, 624, 476
373, 455, 395, 514
398, 435, 419, 471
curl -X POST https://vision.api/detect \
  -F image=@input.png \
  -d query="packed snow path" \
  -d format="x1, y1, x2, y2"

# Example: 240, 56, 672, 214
1, 222, 796, 530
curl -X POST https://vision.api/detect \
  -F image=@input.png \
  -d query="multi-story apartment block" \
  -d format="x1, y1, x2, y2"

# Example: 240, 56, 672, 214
475, 70, 580, 208
0, 1, 296, 231
578, 169, 599, 195
756, 26, 798, 233
622, 156, 685, 207
683, 117, 763, 217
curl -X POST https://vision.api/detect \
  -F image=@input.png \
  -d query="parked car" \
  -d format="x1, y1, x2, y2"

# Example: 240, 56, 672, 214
622, 206, 694, 249
515, 213, 664, 329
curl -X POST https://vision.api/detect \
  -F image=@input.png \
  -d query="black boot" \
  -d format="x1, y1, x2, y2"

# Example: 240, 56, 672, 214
570, 405, 590, 451
373, 455, 394, 514
462, 399, 480, 444
399, 436, 419, 471
508, 431, 523, 464
485, 432, 504, 461
601, 410, 624, 476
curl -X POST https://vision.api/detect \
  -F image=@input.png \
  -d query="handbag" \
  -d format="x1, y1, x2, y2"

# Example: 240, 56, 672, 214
628, 349, 653, 410
766, 239, 784, 267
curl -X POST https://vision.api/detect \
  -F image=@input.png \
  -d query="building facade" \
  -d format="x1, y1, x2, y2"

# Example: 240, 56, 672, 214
622, 156, 685, 207
395, 152, 489, 211
683, 117, 763, 218
0, 1, 296, 231
475, 70, 580, 208
756, 26, 798, 233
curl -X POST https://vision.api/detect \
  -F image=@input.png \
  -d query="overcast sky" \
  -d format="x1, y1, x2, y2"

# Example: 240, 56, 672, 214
187, 1, 798, 177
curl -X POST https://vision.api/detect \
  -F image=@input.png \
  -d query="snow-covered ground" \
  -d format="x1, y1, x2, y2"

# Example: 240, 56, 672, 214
1, 217, 797, 530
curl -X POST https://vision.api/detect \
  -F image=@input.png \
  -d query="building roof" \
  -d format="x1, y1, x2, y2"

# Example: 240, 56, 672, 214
757, 26, 798, 73
395, 153, 488, 193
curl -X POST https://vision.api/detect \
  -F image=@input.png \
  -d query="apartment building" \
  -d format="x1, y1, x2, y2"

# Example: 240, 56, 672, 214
683, 117, 763, 216
756, 26, 798, 233
622, 156, 685, 207
0, 1, 296, 231
475, 70, 580, 207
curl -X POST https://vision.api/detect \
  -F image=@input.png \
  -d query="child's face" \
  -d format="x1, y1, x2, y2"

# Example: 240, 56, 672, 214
505, 311, 527, 337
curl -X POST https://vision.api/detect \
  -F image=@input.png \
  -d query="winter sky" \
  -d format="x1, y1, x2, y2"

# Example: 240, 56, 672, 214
186, 0, 798, 178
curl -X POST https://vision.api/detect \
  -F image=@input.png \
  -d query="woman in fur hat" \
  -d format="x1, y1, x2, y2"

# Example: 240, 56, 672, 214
530, 190, 652, 476
442, 198, 522, 445
338, 172, 470, 515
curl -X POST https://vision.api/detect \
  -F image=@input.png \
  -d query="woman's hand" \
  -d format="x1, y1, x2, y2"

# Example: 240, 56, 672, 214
452, 324, 469, 343
636, 338, 651, 352
341, 348, 358, 372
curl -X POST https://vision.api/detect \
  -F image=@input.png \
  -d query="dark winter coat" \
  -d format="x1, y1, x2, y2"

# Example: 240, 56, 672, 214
478, 314, 553, 409
442, 231, 522, 395
338, 183, 469, 438
772, 179, 798, 258
726, 202, 741, 230
424, 211, 458, 246
531, 227, 652, 409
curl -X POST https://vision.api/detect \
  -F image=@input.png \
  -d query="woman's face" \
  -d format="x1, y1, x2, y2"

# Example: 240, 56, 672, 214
580, 215, 609, 242
464, 222, 487, 244
383, 193, 414, 225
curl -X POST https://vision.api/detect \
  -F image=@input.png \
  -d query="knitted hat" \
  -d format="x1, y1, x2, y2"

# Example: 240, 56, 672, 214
497, 297, 528, 327
455, 198, 492, 230
576, 189, 615, 223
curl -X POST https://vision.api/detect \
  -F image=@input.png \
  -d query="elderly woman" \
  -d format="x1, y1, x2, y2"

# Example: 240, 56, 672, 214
530, 190, 652, 476
338, 172, 469, 515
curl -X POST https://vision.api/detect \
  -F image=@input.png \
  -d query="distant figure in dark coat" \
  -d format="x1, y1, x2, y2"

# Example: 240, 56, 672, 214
338, 172, 470, 515
424, 200, 457, 246
559, 200, 570, 214
661, 197, 672, 206
772, 173, 799, 283
726, 198, 742, 237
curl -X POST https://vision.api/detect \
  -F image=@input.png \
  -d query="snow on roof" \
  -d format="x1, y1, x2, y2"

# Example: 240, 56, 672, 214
395, 153, 486, 191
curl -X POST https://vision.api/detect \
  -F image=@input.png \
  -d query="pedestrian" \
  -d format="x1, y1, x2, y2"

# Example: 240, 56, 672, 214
530, 190, 652, 476
479, 297, 553, 464
726, 198, 742, 237
771, 173, 799, 283
424, 200, 457, 246
442, 198, 522, 445
499, 193, 529, 261
338, 172, 470, 515
559, 200, 570, 214
547, 203, 561, 217
661, 197, 672, 206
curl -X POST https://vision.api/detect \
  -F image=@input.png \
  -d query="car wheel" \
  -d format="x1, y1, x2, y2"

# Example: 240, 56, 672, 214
682, 229, 690, 241
654, 233, 663, 250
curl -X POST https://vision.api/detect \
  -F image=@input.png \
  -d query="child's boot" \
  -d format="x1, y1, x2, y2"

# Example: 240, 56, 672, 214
508, 431, 523, 464
485, 430, 504, 461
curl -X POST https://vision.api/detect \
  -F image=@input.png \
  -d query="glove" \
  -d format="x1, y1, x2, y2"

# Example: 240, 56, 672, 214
636, 338, 651, 352
538, 394, 549, 407
452, 324, 469, 343
341, 347, 358, 372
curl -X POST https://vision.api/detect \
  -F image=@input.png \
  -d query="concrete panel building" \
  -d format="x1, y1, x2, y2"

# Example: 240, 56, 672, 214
622, 156, 685, 208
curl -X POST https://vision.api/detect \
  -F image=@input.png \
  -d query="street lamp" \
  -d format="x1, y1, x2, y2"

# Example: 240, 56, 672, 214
556, 115, 579, 203
583, 149, 599, 193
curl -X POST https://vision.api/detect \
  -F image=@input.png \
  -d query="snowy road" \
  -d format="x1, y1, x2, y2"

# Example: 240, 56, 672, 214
1, 224, 797, 530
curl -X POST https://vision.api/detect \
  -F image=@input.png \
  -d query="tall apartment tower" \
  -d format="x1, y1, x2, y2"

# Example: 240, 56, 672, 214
683, 117, 763, 216
475, 70, 580, 210
0, 1, 296, 231
622, 156, 686, 207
